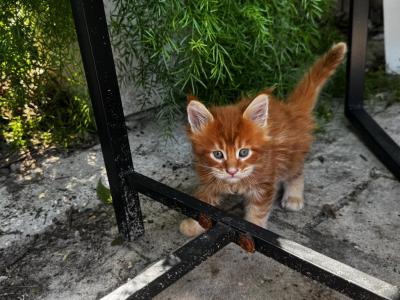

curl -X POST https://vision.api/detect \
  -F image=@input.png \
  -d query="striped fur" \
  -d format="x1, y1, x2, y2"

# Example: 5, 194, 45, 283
180, 43, 347, 236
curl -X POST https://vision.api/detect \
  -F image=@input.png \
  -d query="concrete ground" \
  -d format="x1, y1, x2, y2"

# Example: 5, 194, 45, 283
0, 101, 399, 300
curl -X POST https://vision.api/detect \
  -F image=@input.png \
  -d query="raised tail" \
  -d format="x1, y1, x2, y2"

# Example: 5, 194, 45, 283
287, 42, 347, 113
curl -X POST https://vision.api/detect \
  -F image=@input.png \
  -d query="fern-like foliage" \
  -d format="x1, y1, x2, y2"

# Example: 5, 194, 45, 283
0, 0, 94, 149
111, 0, 336, 134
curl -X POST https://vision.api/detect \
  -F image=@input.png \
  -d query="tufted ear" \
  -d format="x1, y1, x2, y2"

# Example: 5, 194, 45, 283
243, 94, 269, 127
187, 100, 214, 133
186, 93, 198, 104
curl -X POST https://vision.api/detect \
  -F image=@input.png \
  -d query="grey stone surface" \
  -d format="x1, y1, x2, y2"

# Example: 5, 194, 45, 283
313, 177, 400, 283
0, 102, 399, 299
103, 0, 161, 117
156, 244, 349, 300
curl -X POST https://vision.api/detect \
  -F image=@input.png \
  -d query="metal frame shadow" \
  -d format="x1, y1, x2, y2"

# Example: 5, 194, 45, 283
70, 0, 400, 299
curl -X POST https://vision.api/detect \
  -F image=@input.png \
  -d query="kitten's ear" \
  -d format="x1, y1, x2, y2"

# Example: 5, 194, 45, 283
187, 100, 214, 133
186, 93, 198, 104
243, 94, 269, 127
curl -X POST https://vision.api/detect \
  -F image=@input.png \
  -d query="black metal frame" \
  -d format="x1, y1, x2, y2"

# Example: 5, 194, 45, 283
70, 0, 400, 299
71, 0, 144, 240
345, 0, 400, 180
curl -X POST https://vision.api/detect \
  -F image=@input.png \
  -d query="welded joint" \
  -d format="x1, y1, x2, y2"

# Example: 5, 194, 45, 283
198, 213, 213, 230
238, 233, 256, 253
199, 214, 256, 253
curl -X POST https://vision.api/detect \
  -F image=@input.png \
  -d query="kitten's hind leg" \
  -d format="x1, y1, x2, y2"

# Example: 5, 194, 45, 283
282, 174, 304, 211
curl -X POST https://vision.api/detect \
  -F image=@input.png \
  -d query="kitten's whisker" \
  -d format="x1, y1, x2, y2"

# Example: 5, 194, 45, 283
194, 163, 217, 171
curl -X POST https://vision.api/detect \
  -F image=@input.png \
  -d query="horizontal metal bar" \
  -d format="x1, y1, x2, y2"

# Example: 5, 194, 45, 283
346, 109, 400, 181
101, 223, 234, 300
127, 172, 400, 300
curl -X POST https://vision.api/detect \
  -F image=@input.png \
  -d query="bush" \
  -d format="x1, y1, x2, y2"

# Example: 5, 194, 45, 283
0, 0, 94, 149
111, 0, 337, 134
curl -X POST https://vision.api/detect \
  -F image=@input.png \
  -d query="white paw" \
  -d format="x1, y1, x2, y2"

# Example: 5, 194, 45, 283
282, 196, 304, 211
179, 218, 205, 237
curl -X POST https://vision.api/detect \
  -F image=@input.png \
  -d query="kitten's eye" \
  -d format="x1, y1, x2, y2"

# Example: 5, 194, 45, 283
239, 148, 250, 158
212, 151, 224, 160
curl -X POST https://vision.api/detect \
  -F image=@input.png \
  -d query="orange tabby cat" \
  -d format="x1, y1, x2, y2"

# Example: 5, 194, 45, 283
180, 42, 347, 237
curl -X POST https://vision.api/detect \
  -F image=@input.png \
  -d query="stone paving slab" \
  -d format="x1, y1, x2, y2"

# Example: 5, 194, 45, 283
0, 103, 399, 299
313, 176, 400, 284
156, 243, 349, 300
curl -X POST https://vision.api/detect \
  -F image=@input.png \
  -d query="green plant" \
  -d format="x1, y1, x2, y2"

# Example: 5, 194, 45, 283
365, 68, 400, 106
0, 0, 94, 149
96, 179, 112, 205
111, 0, 336, 134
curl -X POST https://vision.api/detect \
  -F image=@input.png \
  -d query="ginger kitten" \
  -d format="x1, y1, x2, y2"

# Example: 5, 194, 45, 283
180, 42, 347, 237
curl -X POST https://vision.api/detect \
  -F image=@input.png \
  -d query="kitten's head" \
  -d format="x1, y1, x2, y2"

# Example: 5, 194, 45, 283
187, 94, 270, 184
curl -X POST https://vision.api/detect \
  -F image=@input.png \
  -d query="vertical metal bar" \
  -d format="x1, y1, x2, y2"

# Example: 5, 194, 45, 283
70, 0, 144, 240
345, 0, 370, 112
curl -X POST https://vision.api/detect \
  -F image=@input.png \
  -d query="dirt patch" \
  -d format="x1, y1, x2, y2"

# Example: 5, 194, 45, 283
0, 205, 127, 300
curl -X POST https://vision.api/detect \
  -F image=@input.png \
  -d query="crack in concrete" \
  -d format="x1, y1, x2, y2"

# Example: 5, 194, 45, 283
302, 180, 371, 230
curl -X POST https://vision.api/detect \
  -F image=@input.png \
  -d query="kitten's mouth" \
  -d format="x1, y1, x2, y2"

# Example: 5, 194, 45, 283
223, 176, 241, 183
212, 167, 254, 183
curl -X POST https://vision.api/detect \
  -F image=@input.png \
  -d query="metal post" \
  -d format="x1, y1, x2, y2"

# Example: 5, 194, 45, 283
345, 0, 400, 180
70, 0, 144, 240
345, 0, 369, 112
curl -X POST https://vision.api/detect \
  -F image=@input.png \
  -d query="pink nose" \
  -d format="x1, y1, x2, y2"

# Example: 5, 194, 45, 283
226, 168, 238, 176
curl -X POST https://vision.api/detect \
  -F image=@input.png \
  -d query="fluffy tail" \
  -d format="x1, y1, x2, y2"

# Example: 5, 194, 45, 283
287, 42, 347, 113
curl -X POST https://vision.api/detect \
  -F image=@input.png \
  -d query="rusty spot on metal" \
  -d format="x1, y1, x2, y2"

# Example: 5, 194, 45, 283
198, 213, 213, 230
238, 233, 255, 253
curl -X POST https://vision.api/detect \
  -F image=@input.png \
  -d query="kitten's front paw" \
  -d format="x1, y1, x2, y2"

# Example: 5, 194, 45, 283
282, 196, 304, 211
179, 218, 205, 237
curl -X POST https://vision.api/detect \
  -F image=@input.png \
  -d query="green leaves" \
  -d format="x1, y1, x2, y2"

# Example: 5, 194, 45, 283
111, 0, 337, 134
96, 179, 112, 206
0, 0, 94, 149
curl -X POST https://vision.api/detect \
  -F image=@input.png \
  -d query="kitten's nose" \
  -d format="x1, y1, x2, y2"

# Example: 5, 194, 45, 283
226, 168, 238, 176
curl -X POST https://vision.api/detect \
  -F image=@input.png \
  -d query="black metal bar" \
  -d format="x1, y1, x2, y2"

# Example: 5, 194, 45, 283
128, 172, 400, 300
347, 110, 400, 179
345, 0, 400, 181
101, 223, 234, 300
70, 0, 144, 240
345, 0, 369, 111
